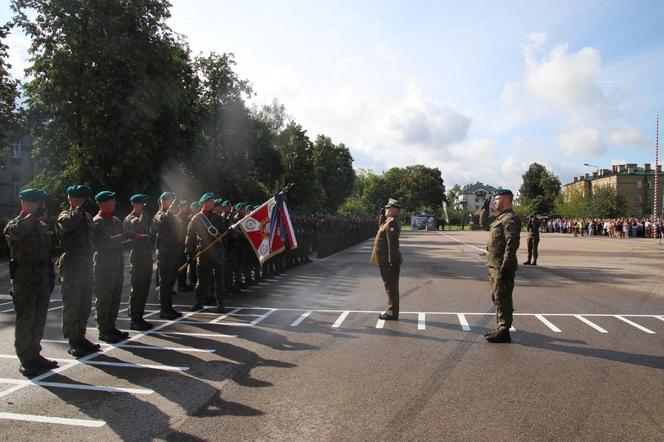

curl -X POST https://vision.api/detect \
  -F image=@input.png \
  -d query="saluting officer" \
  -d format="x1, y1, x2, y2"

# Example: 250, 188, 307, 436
152, 192, 184, 319
92, 191, 130, 343
480, 188, 521, 343
186, 192, 228, 313
4, 189, 57, 377
56, 185, 100, 357
370, 198, 402, 321
123, 194, 153, 331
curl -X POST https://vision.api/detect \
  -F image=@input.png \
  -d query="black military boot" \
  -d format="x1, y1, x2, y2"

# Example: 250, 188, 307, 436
98, 330, 123, 344
485, 329, 511, 343
19, 360, 48, 378
160, 309, 180, 319
35, 355, 59, 370
523, 260, 531, 265
67, 340, 95, 358
531, 261, 538, 266
80, 337, 101, 352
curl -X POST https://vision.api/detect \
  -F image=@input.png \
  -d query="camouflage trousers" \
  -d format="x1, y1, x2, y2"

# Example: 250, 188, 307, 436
196, 253, 225, 307
129, 252, 152, 321
527, 236, 540, 263
60, 254, 93, 343
488, 267, 515, 331
94, 256, 124, 333
11, 264, 51, 364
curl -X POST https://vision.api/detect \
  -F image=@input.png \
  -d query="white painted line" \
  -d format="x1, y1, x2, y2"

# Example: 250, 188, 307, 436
0, 378, 153, 395
0, 301, 13, 308
509, 326, 517, 332
115, 344, 215, 353
0, 412, 105, 428
418, 313, 426, 330
614, 315, 656, 334
375, 318, 385, 329
291, 310, 313, 327
440, 232, 486, 253
84, 361, 189, 371
1, 307, 15, 313
655, 316, 664, 323
251, 309, 276, 325
47, 305, 63, 312
151, 331, 238, 338
332, 311, 350, 328
209, 307, 242, 324
142, 310, 160, 318
535, 314, 562, 333
0, 294, 12, 300
183, 321, 256, 327
574, 315, 608, 333
457, 313, 471, 331
118, 307, 130, 314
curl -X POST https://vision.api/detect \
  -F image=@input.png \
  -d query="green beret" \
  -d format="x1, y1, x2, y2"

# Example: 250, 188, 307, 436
235, 202, 246, 211
221, 199, 231, 207
245, 205, 256, 212
19, 188, 48, 202
177, 199, 188, 207
159, 191, 176, 201
214, 198, 223, 207
95, 191, 116, 202
199, 192, 215, 204
66, 185, 92, 198
494, 188, 513, 197
130, 194, 149, 204
190, 201, 201, 210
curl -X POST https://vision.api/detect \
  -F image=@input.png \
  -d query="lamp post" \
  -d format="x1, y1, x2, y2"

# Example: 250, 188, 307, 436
583, 163, 599, 171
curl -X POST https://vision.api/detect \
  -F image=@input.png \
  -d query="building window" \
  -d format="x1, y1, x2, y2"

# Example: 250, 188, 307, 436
475, 205, 479, 209
636, 195, 641, 204
636, 209, 642, 217
636, 180, 642, 189
10, 175, 20, 198
10, 139, 22, 160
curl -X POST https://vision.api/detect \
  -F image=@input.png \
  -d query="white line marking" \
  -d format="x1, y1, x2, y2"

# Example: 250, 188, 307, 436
439, 232, 486, 253
47, 305, 63, 312
614, 315, 656, 334
114, 344, 215, 353
655, 315, 664, 322
1, 307, 15, 313
118, 307, 130, 314
83, 361, 189, 371
509, 326, 517, 332
0, 378, 153, 395
0, 412, 105, 428
142, 310, 160, 318
574, 315, 608, 333
209, 307, 242, 324
418, 313, 426, 330
250, 309, 276, 325
375, 318, 385, 329
290, 310, 313, 327
151, 331, 238, 338
457, 313, 471, 331
0, 301, 13, 308
332, 311, 350, 328
535, 314, 562, 333
0, 294, 12, 300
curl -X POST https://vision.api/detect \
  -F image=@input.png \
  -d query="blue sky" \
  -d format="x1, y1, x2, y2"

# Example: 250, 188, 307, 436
3, 1, 664, 191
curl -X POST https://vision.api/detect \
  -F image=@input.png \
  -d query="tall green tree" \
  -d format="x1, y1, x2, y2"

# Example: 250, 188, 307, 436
13, 0, 198, 208
313, 135, 355, 212
589, 186, 627, 218
519, 162, 561, 214
0, 24, 20, 145
400, 165, 446, 211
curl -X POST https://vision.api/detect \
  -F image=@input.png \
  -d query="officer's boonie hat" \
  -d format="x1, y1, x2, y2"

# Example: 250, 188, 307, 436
19, 188, 48, 202
385, 198, 402, 209
130, 194, 149, 204
67, 185, 92, 198
95, 191, 116, 202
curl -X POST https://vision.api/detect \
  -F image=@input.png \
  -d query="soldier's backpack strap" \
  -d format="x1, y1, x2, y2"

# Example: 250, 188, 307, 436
195, 212, 220, 239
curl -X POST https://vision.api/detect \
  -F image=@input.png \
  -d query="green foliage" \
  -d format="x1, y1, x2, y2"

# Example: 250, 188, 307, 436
554, 186, 589, 218
313, 135, 355, 212
0, 23, 20, 148
588, 186, 627, 218
518, 163, 561, 215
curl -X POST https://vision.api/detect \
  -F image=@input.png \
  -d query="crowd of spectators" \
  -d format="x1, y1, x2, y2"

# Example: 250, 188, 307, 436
545, 218, 663, 239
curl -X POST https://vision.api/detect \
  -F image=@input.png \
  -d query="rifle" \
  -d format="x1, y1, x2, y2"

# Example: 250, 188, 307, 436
177, 183, 294, 273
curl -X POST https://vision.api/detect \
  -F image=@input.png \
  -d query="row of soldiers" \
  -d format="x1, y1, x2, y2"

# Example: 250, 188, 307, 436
3, 185, 374, 377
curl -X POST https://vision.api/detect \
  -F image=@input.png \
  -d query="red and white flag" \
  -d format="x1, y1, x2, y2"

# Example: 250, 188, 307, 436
237, 193, 298, 264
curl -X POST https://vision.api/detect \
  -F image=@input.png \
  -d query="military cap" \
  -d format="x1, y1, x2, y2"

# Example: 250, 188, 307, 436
177, 199, 188, 208
235, 202, 246, 211
159, 191, 176, 201
19, 188, 48, 202
130, 194, 149, 204
221, 199, 231, 207
95, 191, 116, 202
245, 205, 254, 212
67, 184, 92, 198
214, 198, 223, 207
385, 198, 402, 209
190, 201, 201, 210
494, 188, 513, 197
199, 192, 215, 204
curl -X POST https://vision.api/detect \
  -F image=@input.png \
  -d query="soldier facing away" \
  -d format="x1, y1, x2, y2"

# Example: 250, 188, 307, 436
56, 185, 101, 358
480, 188, 521, 343
4, 188, 57, 377
370, 198, 402, 321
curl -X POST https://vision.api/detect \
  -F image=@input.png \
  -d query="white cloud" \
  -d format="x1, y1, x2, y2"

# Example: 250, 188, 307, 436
610, 125, 648, 148
558, 124, 604, 155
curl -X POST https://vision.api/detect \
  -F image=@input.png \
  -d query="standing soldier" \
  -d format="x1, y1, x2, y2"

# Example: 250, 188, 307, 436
123, 194, 153, 331
4, 189, 57, 377
480, 189, 521, 343
92, 191, 130, 343
152, 192, 184, 319
187, 201, 202, 289
176, 200, 193, 292
370, 198, 402, 321
186, 193, 227, 312
523, 215, 541, 266
56, 185, 100, 357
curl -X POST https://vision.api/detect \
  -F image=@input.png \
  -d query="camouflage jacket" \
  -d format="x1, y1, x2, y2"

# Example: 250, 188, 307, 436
56, 205, 94, 260
4, 214, 52, 265
482, 209, 521, 270
152, 208, 183, 257
92, 213, 126, 267
124, 211, 152, 258
186, 210, 227, 258
370, 217, 402, 266
526, 219, 541, 238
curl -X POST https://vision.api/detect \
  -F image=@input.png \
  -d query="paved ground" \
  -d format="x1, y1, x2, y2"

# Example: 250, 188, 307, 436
0, 231, 662, 441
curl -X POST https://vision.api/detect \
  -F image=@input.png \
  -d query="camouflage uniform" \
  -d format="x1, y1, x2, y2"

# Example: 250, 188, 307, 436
525, 217, 541, 265
124, 211, 152, 323
186, 210, 227, 309
4, 213, 53, 368
153, 205, 183, 317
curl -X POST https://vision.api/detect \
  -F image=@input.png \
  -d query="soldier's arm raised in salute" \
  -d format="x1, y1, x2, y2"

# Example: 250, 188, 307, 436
57, 205, 85, 232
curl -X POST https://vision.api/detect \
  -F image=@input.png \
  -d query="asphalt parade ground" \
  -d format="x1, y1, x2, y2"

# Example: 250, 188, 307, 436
0, 231, 662, 441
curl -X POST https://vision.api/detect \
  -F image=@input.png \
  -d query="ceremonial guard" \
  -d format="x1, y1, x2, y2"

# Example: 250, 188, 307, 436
152, 192, 184, 319
56, 185, 100, 357
176, 200, 193, 292
523, 215, 541, 266
92, 191, 130, 343
480, 189, 521, 343
4, 189, 57, 376
186, 192, 227, 312
123, 194, 153, 331
370, 198, 402, 320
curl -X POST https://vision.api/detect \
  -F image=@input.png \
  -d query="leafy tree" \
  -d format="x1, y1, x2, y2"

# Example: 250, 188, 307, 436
519, 163, 561, 214
588, 186, 627, 218
554, 185, 589, 218
13, 0, 198, 210
400, 165, 446, 211
313, 135, 355, 212
0, 24, 20, 144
